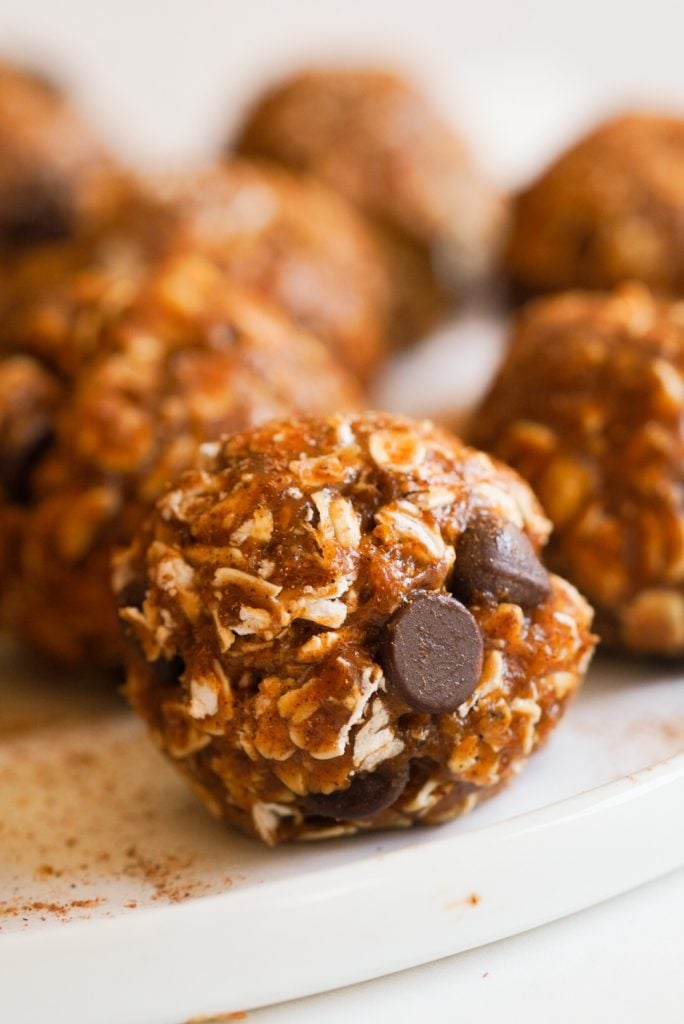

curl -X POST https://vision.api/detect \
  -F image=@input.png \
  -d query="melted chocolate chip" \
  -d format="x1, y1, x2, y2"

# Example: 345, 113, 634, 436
452, 517, 551, 609
382, 591, 483, 714
1, 175, 74, 248
0, 427, 54, 504
149, 654, 185, 685
303, 763, 410, 821
116, 577, 147, 611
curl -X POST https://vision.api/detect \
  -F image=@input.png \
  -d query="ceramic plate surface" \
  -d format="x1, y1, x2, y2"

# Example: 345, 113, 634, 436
2, 633, 684, 1024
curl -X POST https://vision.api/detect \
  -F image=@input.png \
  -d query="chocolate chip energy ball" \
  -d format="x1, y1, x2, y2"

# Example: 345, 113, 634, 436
0, 59, 121, 252
0, 160, 388, 382
506, 113, 684, 298
148, 161, 390, 379
469, 283, 684, 656
117, 413, 595, 844
0, 190, 172, 381
0, 254, 362, 665
233, 68, 504, 343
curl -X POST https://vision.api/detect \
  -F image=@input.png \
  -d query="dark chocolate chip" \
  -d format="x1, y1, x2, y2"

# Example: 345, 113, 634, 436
382, 591, 483, 714
452, 517, 551, 609
1, 174, 74, 248
149, 654, 185, 685
303, 763, 410, 821
116, 577, 147, 611
0, 426, 54, 504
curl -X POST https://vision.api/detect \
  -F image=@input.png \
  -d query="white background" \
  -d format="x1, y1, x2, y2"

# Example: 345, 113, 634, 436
2, 2, 684, 1021
2, 0, 684, 184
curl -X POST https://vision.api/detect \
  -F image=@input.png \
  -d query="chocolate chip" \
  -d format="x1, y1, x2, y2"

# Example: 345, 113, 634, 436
0, 426, 54, 504
452, 517, 551, 609
149, 654, 185, 685
303, 763, 410, 821
382, 591, 483, 714
116, 577, 147, 611
1, 174, 74, 248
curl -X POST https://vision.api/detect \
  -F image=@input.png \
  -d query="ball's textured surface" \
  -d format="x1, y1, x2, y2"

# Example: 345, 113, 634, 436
118, 412, 595, 844
470, 284, 684, 655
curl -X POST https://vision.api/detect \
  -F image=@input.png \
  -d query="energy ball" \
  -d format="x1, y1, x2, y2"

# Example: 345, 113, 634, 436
233, 68, 505, 343
117, 412, 595, 844
506, 113, 684, 298
147, 161, 391, 379
469, 283, 684, 656
0, 191, 172, 380
1, 160, 388, 382
0, 59, 122, 252
0, 253, 362, 665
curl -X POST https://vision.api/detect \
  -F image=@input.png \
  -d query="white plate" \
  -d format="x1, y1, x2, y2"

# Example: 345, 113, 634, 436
3, 316, 684, 1024
2, 639, 684, 1024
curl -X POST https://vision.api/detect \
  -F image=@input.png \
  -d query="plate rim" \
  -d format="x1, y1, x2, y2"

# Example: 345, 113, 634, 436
3, 749, 684, 1023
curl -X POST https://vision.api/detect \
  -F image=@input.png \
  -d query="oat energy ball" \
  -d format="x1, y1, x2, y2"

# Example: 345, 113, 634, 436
148, 161, 390, 379
0, 59, 119, 252
506, 113, 684, 298
469, 283, 684, 656
234, 68, 504, 343
0, 254, 362, 665
0, 191, 173, 380
117, 413, 595, 844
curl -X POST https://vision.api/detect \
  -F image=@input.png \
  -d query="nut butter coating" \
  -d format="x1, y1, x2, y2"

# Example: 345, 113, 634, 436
117, 412, 595, 844
233, 68, 506, 344
0, 253, 362, 665
469, 283, 684, 655
506, 114, 684, 298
